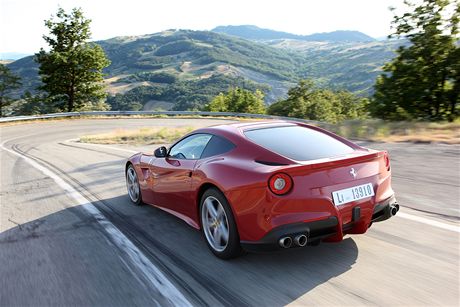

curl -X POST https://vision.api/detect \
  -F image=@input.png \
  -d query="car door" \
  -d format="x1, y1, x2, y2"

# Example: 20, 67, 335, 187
149, 133, 212, 216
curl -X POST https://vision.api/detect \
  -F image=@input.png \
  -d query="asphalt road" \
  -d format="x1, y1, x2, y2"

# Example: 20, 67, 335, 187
0, 118, 459, 306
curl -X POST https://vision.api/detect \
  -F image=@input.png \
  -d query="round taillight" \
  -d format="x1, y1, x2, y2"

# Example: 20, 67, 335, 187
268, 173, 293, 195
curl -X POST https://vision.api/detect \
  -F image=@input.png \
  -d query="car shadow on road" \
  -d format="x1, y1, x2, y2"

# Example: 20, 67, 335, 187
0, 193, 359, 306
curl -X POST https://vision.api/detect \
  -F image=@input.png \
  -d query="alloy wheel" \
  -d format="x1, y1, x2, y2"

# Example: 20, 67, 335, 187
126, 167, 140, 203
202, 196, 230, 252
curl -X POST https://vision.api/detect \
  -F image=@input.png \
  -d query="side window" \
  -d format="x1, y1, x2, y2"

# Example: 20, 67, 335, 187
169, 134, 212, 160
201, 135, 236, 159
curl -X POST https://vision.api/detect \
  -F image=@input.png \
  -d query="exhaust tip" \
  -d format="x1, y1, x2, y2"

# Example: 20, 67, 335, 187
279, 237, 292, 248
294, 234, 307, 247
390, 205, 398, 216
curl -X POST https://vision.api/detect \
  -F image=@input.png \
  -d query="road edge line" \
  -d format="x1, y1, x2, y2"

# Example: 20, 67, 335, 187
0, 142, 191, 306
396, 211, 460, 233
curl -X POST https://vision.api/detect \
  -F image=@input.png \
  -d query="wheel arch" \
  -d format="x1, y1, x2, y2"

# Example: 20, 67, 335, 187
125, 153, 142, 177
125, 161, 133, 173
196, 182, 220, 228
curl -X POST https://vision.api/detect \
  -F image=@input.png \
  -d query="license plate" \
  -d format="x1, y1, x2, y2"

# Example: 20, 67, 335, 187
332, 183, 374, 206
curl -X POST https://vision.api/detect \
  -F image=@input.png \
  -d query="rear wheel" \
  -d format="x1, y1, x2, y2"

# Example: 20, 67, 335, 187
200, 188, 242, 259
126, 164, 143, 206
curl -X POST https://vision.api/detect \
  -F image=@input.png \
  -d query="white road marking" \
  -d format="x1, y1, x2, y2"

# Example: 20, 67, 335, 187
396, 211, 460, 233
0, 142, 191, 307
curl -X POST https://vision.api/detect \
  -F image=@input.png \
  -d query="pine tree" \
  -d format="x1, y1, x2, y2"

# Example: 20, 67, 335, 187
36, 7, 111, 112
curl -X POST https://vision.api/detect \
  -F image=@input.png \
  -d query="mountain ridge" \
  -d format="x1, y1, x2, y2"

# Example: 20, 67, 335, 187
212, 25, 376, 42
0, 52, 32, 61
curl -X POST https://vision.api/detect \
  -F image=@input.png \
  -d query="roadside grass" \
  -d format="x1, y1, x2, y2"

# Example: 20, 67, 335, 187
79, 126, 195, 144
319, 119, 460, 144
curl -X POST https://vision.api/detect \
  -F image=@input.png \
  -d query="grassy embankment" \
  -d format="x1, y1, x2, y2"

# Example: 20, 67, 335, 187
78, 118, 460, 145
79, 126, 195, 144
321, 119, 460, 144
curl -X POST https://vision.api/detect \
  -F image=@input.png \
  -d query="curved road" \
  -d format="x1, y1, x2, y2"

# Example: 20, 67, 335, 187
0, 118, 459, 306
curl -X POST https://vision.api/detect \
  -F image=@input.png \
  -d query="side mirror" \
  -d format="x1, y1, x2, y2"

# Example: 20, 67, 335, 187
154, 146, 167, 158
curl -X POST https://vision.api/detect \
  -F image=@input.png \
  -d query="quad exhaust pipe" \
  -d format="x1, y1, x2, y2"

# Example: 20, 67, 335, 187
390, 203, 400, 216
279, 237, 292, 248
279, 234, 308, 248
294, 234, 307, 247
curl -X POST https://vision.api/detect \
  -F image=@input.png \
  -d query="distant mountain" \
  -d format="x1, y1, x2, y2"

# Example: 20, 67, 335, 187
8, 29, 400, 111
0, 52, 31, 61
7, 56, 40, 94
212, 25, 376, 42
302, 30, 376, 42
212, 25, 304, 40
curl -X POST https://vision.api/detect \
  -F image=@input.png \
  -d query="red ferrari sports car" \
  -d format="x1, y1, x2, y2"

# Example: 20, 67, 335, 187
125, 121, 398, 259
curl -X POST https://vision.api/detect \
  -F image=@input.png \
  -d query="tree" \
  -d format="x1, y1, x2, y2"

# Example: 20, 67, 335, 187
371, 0, 460, 121
36, 7, 111, 112
207, 88, 266, 114
0, 64, 21, 117
12, 92, 49, 116
268, 79, 368, 123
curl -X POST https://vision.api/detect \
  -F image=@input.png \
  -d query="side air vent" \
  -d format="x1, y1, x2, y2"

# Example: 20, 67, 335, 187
255, 160, 289, 166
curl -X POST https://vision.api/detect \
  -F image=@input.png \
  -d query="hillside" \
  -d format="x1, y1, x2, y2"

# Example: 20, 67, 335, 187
8, 30, 305, 110
211, 25, 401, 93
212, 25, 376, 42
267, 39, 403, 93
97, 30, 304, 80
7, 56, 40, 94
7, 28, 400, 111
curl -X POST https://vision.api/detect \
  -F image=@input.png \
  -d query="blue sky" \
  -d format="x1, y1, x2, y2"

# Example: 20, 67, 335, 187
1, 0, 405, 54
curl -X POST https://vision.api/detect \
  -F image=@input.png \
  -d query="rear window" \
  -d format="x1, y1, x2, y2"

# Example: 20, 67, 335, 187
244, 125, 354, 161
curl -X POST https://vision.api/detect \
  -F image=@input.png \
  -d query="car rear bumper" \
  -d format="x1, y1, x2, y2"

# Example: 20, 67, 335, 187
371, 194, 399, 223
240, 195, 398, 252
240, 217, 338, 252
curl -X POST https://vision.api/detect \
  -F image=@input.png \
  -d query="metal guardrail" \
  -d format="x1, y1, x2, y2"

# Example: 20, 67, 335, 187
0, 111, 320, 125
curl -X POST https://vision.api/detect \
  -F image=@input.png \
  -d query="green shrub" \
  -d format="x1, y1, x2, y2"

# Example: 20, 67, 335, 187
206, 88, 266, 114
268, 79, 368, 123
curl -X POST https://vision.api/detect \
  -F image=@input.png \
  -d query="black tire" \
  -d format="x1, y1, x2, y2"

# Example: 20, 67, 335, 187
126, 164, 144, 206
200, 188, 242, 259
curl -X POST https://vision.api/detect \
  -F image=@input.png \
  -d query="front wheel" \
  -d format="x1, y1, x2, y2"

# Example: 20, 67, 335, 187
200, 188, 242, 259
126, 164, 143, 206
